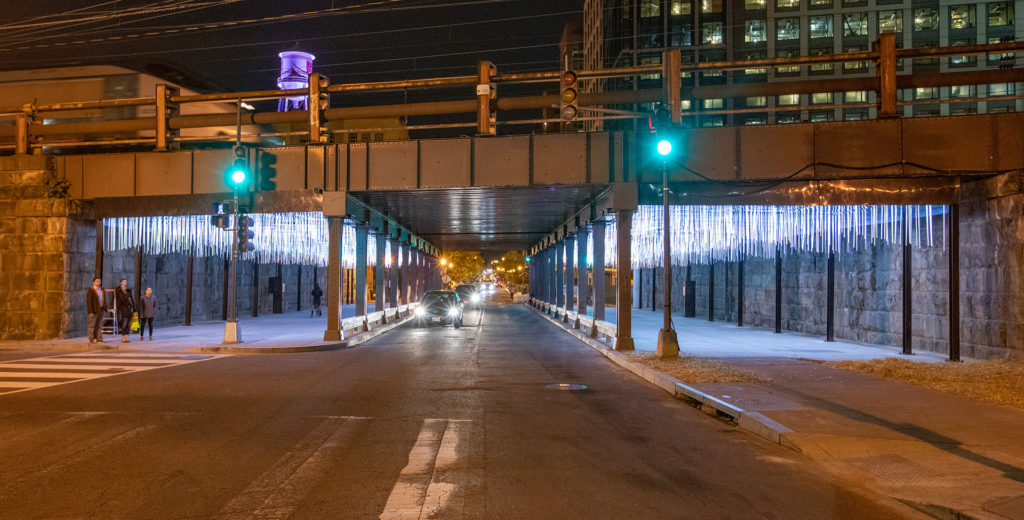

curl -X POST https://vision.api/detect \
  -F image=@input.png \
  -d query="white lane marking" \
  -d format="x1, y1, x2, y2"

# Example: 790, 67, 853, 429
380, 419, 448, 520
420, 420, 471, 519
0, 353, 228, 396
216, 416, 369, 520
63, 352, 188, 358
0, 363, 136, 370
0, 381, 52, 388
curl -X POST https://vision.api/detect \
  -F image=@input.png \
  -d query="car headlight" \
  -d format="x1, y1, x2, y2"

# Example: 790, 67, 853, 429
447, 307, 460, 317
415, 307, 426, 316
471, 294, 480, 303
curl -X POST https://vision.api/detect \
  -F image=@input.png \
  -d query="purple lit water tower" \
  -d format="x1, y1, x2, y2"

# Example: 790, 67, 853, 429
277, 50, 315, 112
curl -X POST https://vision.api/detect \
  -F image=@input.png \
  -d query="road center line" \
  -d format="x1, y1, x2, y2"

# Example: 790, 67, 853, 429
420, 420, 471, 519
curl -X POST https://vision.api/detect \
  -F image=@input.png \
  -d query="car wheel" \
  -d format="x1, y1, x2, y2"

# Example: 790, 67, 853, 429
454, 317, 461, 328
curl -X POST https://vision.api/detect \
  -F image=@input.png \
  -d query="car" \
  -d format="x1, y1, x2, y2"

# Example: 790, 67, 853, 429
414, 290, 464, 328
454, 284, 481, 308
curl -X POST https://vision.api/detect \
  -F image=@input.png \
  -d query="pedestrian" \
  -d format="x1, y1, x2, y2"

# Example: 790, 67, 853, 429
86, 277, 106, 344
139, 287, 156, 340
310, 283, 323, 318
114, 278, 136, 343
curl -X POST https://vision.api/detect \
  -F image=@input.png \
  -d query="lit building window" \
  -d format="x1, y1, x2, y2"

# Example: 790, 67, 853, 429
951, 85, 974, 98
950, 39, 976, 66
878, 10, 903, 33
778, 94, 800, 106
702, 0, 722, 13
702, 116, 725, 127
776, 49, 800, 74
744, 51, 768, 74
681, 100, 692, 110
914, 8, 939, 31
777, 114, 800, 124
844, 46, 868, 70
810, 16, 833, 38
744, 116, 768, 125
949, 5, 975, 29
811, 92, 832, 104
641, 0, 660, 17
988, 36, 1016, 63
810, 48, 833, 72
988, 2, 1014, 26
703, 22, 724, 44
776, 0, 798, 9
745, 0, 766, 10
844, 112, 867, 121
777, 17, 799, 40
745, 20, 767, 42
704, 98, 724, 109
843, 13, 868, 36
989, 83, 1015, 96
845, 91, 867, 103
915, 87, 938, 99
810, 0, 832, 8
671, 0, 692, 15
746, 96, 767, 107
810, 111, 834, 122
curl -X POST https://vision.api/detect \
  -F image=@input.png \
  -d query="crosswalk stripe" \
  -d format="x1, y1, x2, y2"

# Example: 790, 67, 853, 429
0, 353, 227, 396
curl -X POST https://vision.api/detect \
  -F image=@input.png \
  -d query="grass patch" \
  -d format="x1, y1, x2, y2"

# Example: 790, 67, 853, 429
626, 352, 771, 383
822, 358, 1024, 411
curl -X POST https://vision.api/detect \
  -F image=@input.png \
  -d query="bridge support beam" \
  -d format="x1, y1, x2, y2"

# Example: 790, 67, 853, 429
388, 236, 399, 309
375, 231, 386, 313
592, 221, 606, 322
615, 210, 635, 351
323, 216, 343, 341
949, 203, 960, 362
577, 227, 589, 324
355, 223, 368, 317
564, 234, 575, 322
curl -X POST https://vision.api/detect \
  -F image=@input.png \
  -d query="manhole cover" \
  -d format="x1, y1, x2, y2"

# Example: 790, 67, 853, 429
179, 355, 212, 360
546, 383, 588, 391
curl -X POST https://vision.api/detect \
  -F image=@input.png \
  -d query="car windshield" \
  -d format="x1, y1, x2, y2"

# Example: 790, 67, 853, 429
454, 285, 476, 296
421, 292, 450, 306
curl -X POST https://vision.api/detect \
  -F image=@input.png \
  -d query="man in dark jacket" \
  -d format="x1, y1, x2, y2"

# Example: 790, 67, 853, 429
86, 277, 106, 344
310, 283, 323, 318
114, 278, 135, 343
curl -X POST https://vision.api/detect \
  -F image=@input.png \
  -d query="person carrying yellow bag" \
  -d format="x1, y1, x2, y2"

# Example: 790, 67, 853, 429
114, 279, 136, 343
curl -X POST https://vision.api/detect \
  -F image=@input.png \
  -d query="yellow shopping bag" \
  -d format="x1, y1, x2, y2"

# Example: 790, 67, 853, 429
130, 312, 140, 332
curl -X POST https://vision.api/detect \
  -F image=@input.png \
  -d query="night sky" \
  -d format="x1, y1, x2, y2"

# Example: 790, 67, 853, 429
0, 0, 583, 96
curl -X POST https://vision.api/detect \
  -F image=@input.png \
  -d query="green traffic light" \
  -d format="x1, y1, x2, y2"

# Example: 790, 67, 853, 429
657, 139, 672, 156
231, 168, 246, 184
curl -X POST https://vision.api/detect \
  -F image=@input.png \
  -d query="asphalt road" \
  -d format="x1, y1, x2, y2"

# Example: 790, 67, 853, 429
0, 302, 920, 519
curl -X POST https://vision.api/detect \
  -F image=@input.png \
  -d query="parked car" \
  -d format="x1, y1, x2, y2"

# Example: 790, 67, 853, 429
454, 284, 481, 308
414, 290, 464, 328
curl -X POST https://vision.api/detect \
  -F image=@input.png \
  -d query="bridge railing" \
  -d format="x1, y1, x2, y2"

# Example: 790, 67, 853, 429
1, 36, 1021, 154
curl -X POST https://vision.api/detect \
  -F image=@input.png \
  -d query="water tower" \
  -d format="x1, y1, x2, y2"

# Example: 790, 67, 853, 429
277, 48, 315, 112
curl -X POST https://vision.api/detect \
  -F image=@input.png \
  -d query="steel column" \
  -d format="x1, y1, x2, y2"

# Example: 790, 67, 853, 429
737, 259, 745, 327
827, 252, 835, 342
324, 216, 343, 341
388, 237, 399, 308
564, 235, 575, 320
375, 232, 386, 312
355, 223, 368, 316
903, 209, 913, 355
708, 262, 715, 322
185, 247, 193, 326
94, 219, 104, 280
577, 228, 589, 318
592, 221, 606, 322
775, 247, 782, 334
615, 210, 635, 351
555, 241, 564, 311
949, 204, 960, 362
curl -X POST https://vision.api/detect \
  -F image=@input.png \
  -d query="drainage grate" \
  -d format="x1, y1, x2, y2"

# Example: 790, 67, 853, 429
546, 383, 589, 391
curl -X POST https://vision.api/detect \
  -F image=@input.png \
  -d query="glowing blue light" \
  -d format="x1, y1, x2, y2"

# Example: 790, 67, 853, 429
657, 139, 672, 156
231, 168, 247, 184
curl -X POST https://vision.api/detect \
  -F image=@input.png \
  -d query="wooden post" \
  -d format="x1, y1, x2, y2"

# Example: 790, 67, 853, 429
876, 33, 898, 118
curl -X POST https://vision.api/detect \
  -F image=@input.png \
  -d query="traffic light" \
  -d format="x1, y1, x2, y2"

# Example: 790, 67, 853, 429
210, 202, 229, 228
559, 69, 578, 122
226, 146, 250, 190
237, 215, 255, 253
650, 107, 683, 159
259, 151, 277, 191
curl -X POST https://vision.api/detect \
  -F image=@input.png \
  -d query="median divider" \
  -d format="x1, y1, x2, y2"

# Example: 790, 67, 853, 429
526, 300, 798, 451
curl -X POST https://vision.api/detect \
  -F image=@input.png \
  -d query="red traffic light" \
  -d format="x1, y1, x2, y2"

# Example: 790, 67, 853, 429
562, 70, 577, 87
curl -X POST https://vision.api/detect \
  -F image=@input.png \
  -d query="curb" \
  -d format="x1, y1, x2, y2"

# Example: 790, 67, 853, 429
528, 305, 800, 452
189, 314, 416, 354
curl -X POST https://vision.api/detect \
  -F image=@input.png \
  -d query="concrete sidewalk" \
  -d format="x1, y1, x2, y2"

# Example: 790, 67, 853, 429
0, 305, 409, 354
545, 305, 1024, 520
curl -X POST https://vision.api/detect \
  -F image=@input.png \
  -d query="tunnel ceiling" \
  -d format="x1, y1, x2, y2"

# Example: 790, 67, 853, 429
350, 185, 609, 255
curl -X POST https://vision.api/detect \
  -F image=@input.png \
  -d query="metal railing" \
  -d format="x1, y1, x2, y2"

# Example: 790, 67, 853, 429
1, 35, 1021, 153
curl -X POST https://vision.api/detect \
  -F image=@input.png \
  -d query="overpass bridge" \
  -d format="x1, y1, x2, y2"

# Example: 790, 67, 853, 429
2, 38, 1023, 361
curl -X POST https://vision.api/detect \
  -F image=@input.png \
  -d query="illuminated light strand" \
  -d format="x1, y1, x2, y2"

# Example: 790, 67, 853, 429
595, 204, 941, 269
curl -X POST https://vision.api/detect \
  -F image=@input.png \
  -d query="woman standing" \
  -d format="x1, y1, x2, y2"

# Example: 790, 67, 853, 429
114, 278, 136, 343
139, 287, 156, 340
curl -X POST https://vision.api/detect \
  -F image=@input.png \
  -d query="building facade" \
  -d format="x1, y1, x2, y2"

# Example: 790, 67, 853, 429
583, 0, 1022, 127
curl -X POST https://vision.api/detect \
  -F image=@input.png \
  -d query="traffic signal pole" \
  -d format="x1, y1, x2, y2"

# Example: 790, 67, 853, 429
656, 159, 678, 359
224, 189, 242, 343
